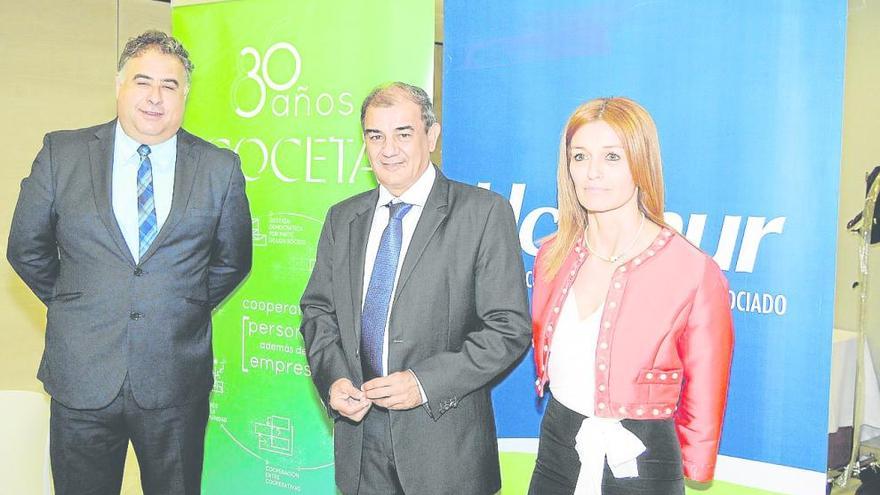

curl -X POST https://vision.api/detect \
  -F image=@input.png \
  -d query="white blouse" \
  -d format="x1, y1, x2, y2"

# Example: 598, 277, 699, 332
548, 290, 601, 417
547, 290, 646, 495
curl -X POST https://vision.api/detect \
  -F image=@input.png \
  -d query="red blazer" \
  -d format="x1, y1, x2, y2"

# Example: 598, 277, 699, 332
532, 228, 734, 482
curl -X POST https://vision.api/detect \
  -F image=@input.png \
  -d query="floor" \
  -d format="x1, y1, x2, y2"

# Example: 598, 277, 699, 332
117, 448, 873, 495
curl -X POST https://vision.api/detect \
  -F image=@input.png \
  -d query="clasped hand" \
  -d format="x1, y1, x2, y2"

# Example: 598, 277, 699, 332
329, 371, 423, 422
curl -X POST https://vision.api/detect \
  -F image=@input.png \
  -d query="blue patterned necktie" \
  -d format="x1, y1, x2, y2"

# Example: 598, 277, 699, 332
361, 201, 413, 380
137, 144, 158, 259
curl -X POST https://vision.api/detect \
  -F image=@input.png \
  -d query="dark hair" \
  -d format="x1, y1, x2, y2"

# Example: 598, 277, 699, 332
360, 82, 437, 131
118, 30, 194, 83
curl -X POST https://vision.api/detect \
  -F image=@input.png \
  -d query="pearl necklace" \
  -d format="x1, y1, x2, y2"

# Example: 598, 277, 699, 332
583, 213, 645, 264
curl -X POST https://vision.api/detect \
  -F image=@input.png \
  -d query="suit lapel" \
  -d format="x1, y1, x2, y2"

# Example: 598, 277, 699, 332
138, 129, 200, 264
395, 168, 449, 299
349, 191, 378, 344
89, 121, 135, 266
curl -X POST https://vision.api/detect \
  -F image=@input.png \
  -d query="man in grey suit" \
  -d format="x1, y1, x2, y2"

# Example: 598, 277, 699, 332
300, 82, 530, 495
7, 31, 251, 494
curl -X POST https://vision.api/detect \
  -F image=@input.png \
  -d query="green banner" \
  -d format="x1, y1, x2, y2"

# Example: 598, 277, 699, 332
172, 1, 434, 492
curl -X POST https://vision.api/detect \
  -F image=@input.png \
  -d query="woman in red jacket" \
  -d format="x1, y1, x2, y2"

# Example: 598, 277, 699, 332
528, 97, 734, 495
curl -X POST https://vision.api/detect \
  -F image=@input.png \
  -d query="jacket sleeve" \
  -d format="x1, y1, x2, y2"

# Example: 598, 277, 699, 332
410, 195, 532, 420
531, 240, 552, 386
675, 256, 735, 482
7, 133, 59, 305
208, 154, 253, 306
299, 207, 353, 418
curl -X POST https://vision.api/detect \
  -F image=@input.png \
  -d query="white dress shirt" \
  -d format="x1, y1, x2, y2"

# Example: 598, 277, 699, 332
111, 122, 177, 262
362, 164, 436, 378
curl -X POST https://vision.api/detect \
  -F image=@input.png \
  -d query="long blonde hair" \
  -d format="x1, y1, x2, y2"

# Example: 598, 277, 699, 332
541, 97, 665, 280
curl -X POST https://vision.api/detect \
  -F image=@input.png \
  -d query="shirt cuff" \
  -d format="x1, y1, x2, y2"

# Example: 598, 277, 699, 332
407, 369, 428, 405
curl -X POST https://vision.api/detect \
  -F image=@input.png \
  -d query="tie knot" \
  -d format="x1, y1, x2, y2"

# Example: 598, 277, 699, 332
137, 144, 151, 158
387, 201, 412, 220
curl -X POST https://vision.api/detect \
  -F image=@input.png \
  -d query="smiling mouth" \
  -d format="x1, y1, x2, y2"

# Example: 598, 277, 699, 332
139, 109, 164, 118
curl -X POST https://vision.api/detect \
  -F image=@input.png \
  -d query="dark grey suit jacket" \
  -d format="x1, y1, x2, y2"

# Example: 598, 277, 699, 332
7, 120, 252, 410
300, 169, 531, 495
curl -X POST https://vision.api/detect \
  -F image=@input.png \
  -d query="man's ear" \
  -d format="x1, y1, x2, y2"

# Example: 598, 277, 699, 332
427, 122, 441, 152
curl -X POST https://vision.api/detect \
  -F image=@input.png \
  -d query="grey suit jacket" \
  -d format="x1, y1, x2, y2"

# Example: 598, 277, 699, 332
7, 120, 252, 410
300, 169, 531, 495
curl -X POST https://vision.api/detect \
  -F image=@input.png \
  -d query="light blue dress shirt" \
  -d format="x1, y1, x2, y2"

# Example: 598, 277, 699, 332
112, 122, 177, 262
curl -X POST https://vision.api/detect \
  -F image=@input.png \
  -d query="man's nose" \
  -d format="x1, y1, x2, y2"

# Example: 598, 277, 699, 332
147, 84, 162, 105
381, 138, 399, 156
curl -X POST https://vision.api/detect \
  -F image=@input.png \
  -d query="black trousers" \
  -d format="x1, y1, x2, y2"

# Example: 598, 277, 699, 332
49, 375, 209, 495
529, 397, 685, 495
356, 407, 405, 495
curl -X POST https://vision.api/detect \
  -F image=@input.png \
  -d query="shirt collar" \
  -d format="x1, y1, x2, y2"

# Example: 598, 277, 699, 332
377, 164, 436, 208
114, 121, 178, 166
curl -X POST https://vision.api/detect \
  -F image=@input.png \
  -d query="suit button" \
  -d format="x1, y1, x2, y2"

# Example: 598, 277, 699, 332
134, 268, 143, 276
130, 312, 143, 320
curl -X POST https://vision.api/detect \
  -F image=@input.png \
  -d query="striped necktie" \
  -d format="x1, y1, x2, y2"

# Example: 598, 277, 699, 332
137, 144, 158, 259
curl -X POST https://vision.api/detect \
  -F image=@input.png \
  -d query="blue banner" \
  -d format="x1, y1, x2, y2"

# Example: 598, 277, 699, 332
443, 0, 845, 481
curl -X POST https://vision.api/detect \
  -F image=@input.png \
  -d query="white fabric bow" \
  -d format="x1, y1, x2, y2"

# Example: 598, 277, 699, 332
573, 416, 646, 495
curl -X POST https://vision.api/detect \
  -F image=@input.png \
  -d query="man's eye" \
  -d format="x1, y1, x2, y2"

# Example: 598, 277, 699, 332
607, 152, 621, 161
368, 135, 383, 142
398, 133, 412, 139
137, 81, 150, 86
163, 85, 177, 91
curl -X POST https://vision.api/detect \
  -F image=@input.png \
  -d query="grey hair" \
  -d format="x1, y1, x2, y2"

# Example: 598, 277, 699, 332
117, 30, 194, 83
360, 82, 437, 132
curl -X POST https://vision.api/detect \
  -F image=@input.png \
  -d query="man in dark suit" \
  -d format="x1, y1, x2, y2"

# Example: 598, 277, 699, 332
7, 31, 251, 494
300, 82, 531, 495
